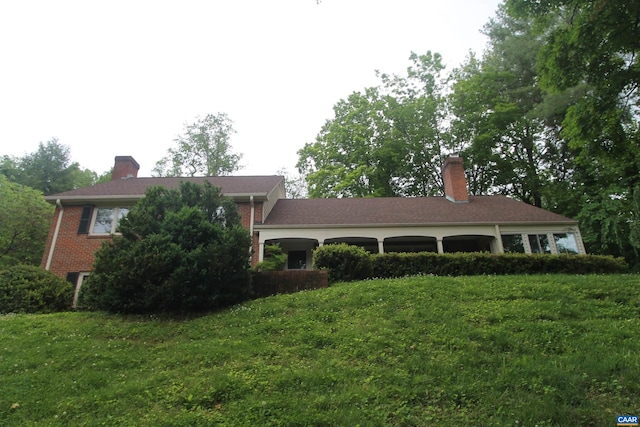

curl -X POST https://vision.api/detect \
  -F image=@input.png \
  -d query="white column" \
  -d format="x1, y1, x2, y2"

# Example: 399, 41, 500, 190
378, 240, 384, 254
258, 242, 265, 262
494, 224, 504, 254
437, 239, 444, 254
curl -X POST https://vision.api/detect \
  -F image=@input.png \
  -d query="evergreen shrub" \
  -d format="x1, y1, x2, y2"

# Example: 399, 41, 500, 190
79, 182, 252, 313
0, 265, 73, 313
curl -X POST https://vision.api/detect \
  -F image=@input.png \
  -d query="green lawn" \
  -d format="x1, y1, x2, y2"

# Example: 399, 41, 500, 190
1, 274, 639, 426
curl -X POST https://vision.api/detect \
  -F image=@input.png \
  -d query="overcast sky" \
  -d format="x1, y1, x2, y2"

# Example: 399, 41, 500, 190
0, 0, 501, 177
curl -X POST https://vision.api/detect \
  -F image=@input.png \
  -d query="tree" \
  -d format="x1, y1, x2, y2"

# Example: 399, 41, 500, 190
153, 113, 243, 177
506, 0, 640, 265
79, 181, 252, 313
297, 52, 449, 198
1, 138, 99, 195
448, 6, 578, 209
0, 175, 54, 269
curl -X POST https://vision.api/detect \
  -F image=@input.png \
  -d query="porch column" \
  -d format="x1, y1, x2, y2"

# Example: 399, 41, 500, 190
378, 240, 384, 254
258, 242, 265, 262
522, 233, 532, 254
436, 238, 444, 254
494, 224, 504, 254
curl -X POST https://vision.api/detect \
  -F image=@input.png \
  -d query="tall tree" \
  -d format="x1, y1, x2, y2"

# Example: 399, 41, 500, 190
1, 139, 97, 195
297, 52, 450, 198
0, 175, 54, 268
449, 6, 576, 209
506, 0, 640, 264
153, 113, 243, 177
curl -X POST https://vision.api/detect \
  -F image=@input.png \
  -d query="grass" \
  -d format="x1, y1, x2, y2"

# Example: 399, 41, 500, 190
1, 274, 639, 426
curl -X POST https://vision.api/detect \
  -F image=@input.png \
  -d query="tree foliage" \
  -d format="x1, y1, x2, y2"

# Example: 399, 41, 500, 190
0, 175, 54, 269
505, 0, 640, 265
1, 138, 98, 195
449, 6, 578, 209
153, 113, 243, 177
80, 181, 252, 313
297, 52, 449, 198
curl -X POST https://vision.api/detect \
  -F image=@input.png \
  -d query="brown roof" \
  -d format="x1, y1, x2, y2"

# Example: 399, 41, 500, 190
259, 196, 576, 226
46, 176, 284, 203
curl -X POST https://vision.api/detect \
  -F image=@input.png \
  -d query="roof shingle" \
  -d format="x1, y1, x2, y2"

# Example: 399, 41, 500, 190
46, 176, 284, 202
260, 196, 576, 226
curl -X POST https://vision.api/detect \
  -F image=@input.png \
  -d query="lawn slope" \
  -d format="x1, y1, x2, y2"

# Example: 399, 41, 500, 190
1, 274, 639, 426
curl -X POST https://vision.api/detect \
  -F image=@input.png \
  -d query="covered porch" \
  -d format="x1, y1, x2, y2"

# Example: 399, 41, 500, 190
255, 224, 505, 270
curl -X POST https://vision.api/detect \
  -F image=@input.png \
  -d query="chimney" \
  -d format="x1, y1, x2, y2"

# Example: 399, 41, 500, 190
442, 154, 469, 203
112, 156, 140, 180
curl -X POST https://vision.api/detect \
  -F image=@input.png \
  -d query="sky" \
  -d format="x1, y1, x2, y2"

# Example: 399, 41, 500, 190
0, 0, 502, 177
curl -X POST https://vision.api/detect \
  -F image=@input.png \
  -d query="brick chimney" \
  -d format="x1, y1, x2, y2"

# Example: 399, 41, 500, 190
112, 156, 140, 180
442, 154, 469, 203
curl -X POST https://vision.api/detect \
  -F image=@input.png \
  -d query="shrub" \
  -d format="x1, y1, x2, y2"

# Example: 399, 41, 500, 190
0, 265, 73, 313
372, 252, 629, 278
79, 182, 252, 314
313, 243, 373, 283
254, 244, 287, 272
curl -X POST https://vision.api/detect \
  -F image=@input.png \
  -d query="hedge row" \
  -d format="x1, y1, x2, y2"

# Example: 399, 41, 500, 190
313, 244, 629, 283
371, 252, 629, 278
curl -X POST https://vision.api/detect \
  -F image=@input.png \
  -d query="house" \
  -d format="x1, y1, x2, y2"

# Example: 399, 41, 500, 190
41, 155, 585, 293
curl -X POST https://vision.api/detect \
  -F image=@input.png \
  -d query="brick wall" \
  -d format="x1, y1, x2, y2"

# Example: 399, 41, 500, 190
41, 206, 113, 278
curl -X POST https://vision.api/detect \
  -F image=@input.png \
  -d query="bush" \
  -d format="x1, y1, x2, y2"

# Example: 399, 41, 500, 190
254, 244, 287, 272
0, 265, 73, 313
313, 243, 373, 283
79, 182, 252, 314
372, 252, 629, 278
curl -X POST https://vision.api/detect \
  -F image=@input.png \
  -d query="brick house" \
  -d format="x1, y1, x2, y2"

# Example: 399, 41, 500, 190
41, 155, 585, 295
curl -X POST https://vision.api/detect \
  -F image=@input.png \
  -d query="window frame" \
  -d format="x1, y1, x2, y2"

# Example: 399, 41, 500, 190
89, 207, 129, 235
553, 233, 579, 254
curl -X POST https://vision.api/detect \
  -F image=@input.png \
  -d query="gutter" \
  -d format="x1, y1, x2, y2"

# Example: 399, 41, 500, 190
254, 220, 579, 230
44, 192, 270, 204
45, 199, 63, 271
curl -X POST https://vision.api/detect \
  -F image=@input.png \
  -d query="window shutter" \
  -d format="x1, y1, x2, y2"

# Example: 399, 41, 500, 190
77, 205, 93, 234
66, 272, 79, 285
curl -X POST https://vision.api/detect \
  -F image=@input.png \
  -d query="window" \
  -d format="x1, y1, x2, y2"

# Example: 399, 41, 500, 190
554, 233, 579, 254
91, 207, 129, 234
528, 234, 551, 254
287, 251, 307, 270
502, 234, 525, 253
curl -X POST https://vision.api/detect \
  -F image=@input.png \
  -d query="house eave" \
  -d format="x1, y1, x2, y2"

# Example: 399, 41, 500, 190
45, 192, 270, 205
255, 220, 579, 230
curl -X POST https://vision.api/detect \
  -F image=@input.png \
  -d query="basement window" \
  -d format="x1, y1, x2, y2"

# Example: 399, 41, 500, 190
91, 207, 129, 234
